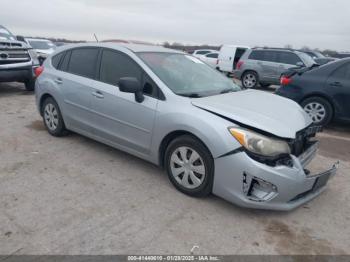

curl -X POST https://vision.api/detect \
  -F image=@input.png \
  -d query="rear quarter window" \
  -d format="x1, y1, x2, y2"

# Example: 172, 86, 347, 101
51, 52, 64, 69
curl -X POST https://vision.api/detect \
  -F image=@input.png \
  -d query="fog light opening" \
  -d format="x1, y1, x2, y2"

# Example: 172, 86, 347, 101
243, 175, 278, 202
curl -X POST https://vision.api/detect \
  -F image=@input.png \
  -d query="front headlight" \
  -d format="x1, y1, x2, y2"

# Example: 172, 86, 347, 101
229, 127, 291, 157
28, 49, 40, 65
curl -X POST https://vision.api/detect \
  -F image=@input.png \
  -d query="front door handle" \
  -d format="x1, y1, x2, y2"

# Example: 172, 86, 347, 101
54, 78, 63, 84
330, 81, 343, 87
92, 90, 104, 99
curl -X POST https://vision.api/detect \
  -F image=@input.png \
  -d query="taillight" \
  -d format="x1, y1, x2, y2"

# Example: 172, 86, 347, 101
236, 60, 244, 70
34, 66, 44, 77
216, 59, 219, 65
280, 76, 292, 86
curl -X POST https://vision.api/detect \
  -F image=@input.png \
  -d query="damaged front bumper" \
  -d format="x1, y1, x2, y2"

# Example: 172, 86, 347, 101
213, 142, 339, 211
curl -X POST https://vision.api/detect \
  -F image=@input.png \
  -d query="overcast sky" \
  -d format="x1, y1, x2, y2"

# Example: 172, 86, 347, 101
1, 0, 349, 51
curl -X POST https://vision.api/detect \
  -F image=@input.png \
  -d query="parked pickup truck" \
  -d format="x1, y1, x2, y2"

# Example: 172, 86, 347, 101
0, 25, 39, 91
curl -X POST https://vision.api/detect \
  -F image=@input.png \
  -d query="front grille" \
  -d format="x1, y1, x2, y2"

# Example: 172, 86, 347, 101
0, 49, 31, 64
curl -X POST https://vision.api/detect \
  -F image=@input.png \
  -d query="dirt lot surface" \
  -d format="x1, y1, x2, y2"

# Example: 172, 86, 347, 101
1, 82, 350, 255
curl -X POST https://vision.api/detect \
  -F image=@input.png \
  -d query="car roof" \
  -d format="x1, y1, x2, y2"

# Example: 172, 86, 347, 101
253, 48, 304, 54
58, 42, 183, 54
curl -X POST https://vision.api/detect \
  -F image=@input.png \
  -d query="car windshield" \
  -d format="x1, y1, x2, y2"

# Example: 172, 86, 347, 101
306, 51, 325, 59
138, 52, 241, 97
0, 27, 16, 41
28, 40, 56, 50
298, 52, 317, 67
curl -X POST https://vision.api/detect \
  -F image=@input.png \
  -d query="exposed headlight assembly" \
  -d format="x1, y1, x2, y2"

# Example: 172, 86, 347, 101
229, 127, 291, 157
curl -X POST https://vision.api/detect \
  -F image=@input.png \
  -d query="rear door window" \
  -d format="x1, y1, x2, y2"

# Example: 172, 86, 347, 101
278, 52, 302, 65
67, 48, 100, 79
249, 50, 264, 61
264, 51, 279, 63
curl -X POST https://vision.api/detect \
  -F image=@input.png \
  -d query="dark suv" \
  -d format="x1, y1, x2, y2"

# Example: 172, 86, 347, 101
0, 25, 39, 90
233, 48, 316, 89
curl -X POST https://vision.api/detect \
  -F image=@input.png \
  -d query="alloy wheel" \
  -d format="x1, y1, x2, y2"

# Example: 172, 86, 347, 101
243, 73, 257, 88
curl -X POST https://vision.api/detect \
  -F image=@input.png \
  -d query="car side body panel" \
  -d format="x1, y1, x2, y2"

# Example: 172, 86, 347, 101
35, 43, 338, 211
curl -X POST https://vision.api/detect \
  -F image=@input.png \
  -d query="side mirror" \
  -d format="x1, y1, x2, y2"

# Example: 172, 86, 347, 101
16, 35, 26, 42
296, 61, 305, 67
118, 77, 144, 103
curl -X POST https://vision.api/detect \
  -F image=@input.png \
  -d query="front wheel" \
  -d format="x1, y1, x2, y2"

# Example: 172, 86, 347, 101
242, 71, 258, 89
301, 97, 333, 126
165, 135, 214, 197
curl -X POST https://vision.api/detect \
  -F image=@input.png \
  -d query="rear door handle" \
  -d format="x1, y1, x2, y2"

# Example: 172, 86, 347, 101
330, 81, 342, 87
92, 90, 104, 99
54, 78, 63, 84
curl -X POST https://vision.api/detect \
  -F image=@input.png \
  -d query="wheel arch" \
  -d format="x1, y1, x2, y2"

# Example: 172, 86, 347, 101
39, 93, 55, 116
300, 93, 335, 112
300, 93, 336, 121
241, 69, 259, 81
158, 130, 213, 168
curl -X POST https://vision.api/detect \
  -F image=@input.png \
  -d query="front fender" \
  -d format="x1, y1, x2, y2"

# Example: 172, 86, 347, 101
151, 103, 242, 164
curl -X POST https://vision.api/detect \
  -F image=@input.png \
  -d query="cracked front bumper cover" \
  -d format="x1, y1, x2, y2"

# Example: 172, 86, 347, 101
212, 142, 339, 211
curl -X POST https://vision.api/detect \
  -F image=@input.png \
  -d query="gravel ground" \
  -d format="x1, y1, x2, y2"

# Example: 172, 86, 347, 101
1, 82, 350, 255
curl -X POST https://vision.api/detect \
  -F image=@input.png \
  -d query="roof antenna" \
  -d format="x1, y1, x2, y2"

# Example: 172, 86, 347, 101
94, 33, 99, 42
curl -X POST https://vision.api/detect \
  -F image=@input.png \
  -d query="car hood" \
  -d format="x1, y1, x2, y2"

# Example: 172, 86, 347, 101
191, 90, 312, 139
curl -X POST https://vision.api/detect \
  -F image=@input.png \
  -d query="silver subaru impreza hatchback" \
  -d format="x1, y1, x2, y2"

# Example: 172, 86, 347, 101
35, 43, 338, 210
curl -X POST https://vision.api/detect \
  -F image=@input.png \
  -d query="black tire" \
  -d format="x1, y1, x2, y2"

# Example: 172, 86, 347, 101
260, 83, 270, 88
165, 135, 214, 197
24, 79, 35, 91
301, 97, 333, 126
242, 71, 258, 89
41, 97, 68, 136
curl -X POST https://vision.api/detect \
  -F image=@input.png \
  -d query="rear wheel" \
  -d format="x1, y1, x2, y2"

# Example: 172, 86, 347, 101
301, 97, 333, 126
165, 135, 214, 197
42, 97, 68, 136
242, 71, 258, 89
24, 79, 35, 91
